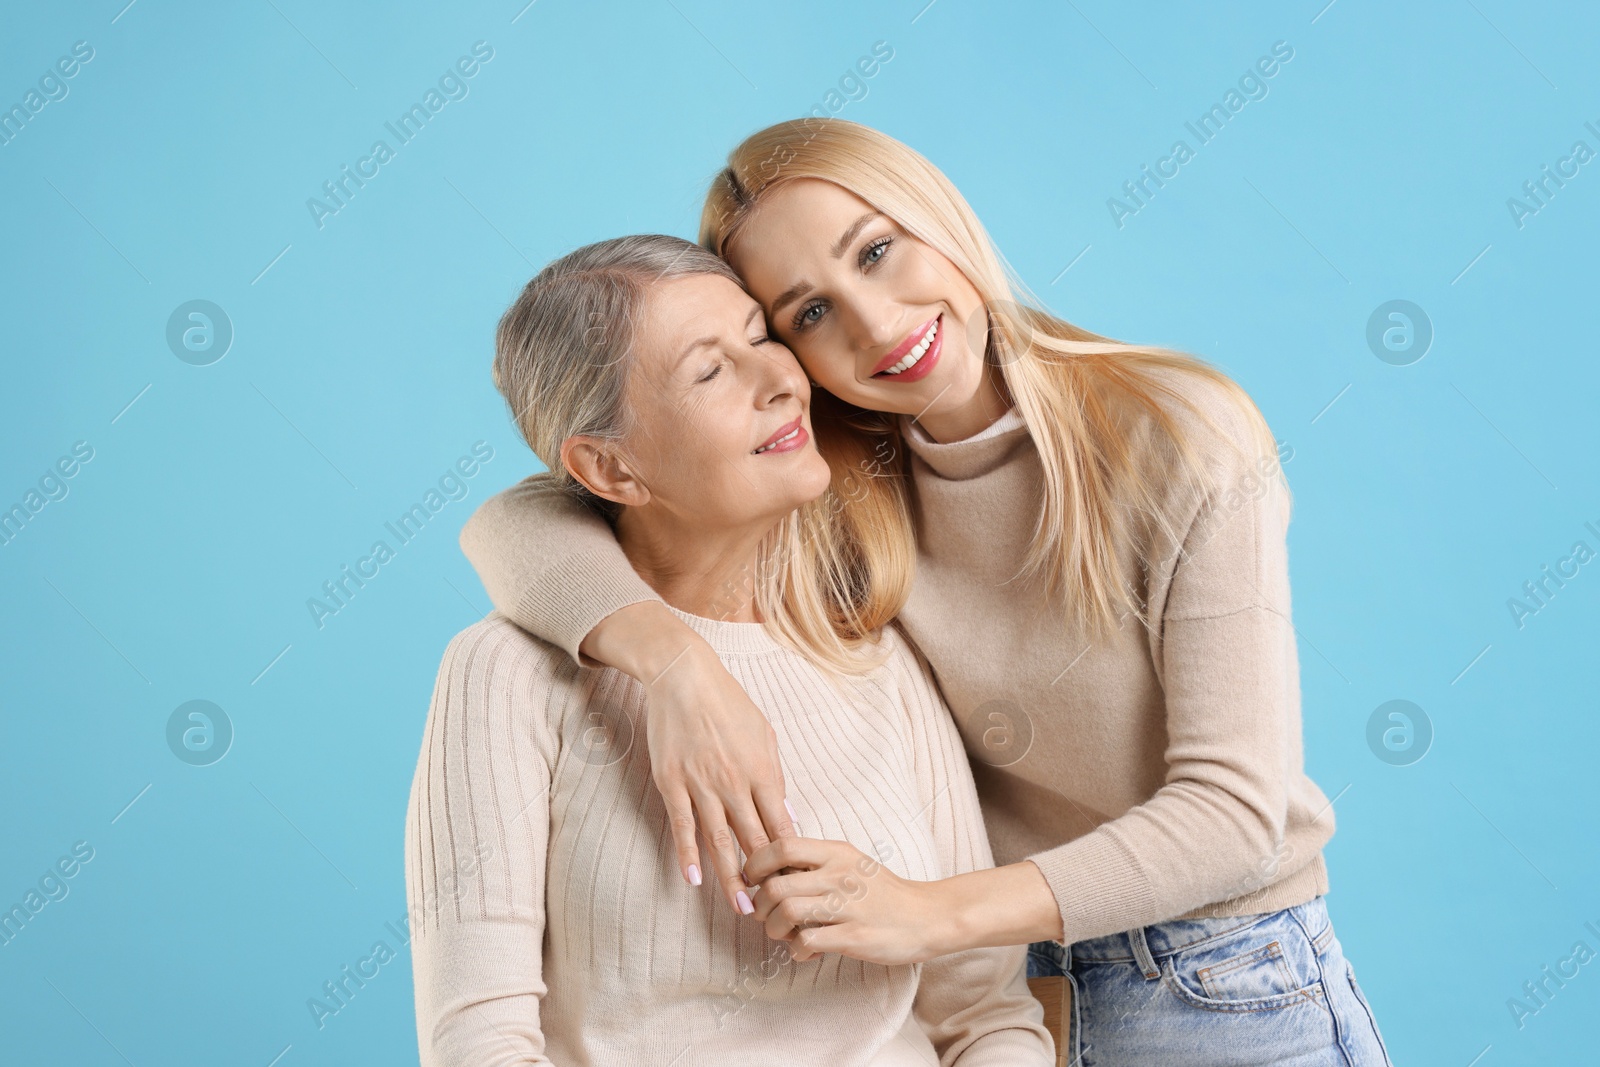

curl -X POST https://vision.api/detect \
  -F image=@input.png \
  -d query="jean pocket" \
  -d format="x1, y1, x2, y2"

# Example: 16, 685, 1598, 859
1163, 918, 1322, 1012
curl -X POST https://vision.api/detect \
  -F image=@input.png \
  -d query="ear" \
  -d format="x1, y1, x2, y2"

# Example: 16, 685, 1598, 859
560, 435, 650, 508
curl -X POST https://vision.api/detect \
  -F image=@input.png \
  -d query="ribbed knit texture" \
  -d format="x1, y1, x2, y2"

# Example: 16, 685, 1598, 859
457, 368, 1335, 947
404, 610, 1053, 1066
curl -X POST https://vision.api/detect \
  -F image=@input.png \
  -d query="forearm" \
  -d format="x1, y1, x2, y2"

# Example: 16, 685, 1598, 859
412, 923, 553, 1067
579, 600, 712, 682
1017, 595, 1297, 941
1026, 767, 1287, 945
459, 473, 662, 665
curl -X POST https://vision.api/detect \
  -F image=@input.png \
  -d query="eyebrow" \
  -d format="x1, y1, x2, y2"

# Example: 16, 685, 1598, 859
768, 211, 882, 317
831, 211, 881, 258
676, 303, 764, 366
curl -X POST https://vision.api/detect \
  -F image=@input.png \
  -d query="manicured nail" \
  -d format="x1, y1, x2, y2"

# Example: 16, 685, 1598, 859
687, 864, 701, 886
736, 890, 754, 915
785, 797, 801, 836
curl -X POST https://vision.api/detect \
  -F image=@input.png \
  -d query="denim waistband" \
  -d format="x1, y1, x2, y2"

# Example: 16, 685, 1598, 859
1066, 895, 1330, 964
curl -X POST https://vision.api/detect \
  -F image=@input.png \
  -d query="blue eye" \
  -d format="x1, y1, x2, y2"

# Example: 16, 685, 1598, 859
862, 237, 891, 265
792, 302, 827, 332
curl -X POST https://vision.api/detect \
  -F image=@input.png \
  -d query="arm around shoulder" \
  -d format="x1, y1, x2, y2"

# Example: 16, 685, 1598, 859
459, 471, 664, 665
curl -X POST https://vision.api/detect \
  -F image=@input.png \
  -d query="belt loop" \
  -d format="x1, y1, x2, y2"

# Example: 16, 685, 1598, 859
1128, 925, 1160, 980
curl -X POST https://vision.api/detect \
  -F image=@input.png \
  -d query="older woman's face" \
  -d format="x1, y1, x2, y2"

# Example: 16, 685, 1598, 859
619, 273, 831, 531
725, 178, 990, 424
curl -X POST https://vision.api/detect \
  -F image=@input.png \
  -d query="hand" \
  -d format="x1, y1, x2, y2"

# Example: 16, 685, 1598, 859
582, 602, 797, 914
742, 837, 955, 966
746, 842, 1066, 963
645, 642, 798, 913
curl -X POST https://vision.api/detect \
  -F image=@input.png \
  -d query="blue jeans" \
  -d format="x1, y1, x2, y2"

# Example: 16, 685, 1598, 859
1027, 896, 1392, 1066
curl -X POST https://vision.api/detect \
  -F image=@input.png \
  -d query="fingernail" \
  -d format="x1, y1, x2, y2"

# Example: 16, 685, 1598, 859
735, 890, 754, 915
785, 797, 802, 836
687, 864, 701, 886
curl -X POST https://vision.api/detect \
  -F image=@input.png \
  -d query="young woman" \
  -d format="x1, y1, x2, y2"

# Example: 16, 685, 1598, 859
460, 121, 1392, 1063
404, 234, 1054, 1066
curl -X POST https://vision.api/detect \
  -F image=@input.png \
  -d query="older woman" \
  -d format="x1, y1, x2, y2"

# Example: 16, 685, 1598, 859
403, 234, 1053, 1066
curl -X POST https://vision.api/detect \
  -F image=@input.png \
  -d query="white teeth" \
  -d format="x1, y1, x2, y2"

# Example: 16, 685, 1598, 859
880, 319, 938, 376
753, 426, 800, 454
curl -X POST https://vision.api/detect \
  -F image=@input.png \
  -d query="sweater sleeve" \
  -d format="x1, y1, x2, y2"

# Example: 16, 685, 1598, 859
459, 472, 664, 665
887, 629, 1055, 1067
1027, 390, 1301, 943
404, 618, 562, 1066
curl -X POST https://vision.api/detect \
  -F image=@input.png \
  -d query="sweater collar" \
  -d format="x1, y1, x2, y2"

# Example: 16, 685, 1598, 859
665, 604, 784, 656
898, 407, 1032, 481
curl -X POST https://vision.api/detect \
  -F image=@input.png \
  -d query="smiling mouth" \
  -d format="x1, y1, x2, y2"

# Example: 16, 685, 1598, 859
753, 417, 804, 454
872, 315, 940, 378
754, 427, 800, 453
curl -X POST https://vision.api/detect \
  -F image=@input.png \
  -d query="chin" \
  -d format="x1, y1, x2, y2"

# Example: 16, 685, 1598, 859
783, 460, 834, 508
794, 479, 833, 510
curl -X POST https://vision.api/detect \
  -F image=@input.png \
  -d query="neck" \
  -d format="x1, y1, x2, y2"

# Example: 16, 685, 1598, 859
614, 509, 770, 623
915, 361, 1014, 443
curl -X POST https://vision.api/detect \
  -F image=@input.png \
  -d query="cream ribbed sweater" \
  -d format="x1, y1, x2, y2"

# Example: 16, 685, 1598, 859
458, 368, 1336, 945
404, 609, 1053, 1066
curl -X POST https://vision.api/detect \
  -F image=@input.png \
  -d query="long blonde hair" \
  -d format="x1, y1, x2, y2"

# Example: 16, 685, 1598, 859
701, 118, 1287, 639
493, 234, 910, 674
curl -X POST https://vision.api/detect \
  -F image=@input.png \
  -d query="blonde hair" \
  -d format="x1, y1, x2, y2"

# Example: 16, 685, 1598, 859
493, 234, 910, 674
701, 118, 1287, 639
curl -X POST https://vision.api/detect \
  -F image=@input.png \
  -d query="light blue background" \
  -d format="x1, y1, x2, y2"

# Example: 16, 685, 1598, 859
2, 1, 1596, 1063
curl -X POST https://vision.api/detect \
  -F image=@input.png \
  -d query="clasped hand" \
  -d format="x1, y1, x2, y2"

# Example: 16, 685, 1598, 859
741, 837, 952, 966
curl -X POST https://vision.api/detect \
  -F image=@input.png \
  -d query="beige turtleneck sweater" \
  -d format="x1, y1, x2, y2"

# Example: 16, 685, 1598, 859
458, 368, 1335, 945
404, 609, 1053, 1066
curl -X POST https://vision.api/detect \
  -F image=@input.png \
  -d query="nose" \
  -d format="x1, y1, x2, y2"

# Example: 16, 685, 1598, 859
838, 293, 902, 355
753, 345, 808, 408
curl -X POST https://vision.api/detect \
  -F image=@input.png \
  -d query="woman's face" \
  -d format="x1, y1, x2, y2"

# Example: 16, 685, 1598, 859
725, 178, 993, 428
616, 272, 831, 532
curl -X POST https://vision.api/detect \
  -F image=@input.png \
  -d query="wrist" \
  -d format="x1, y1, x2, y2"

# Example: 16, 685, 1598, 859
580, 600, 707, 683
939, 862, 1065, 953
